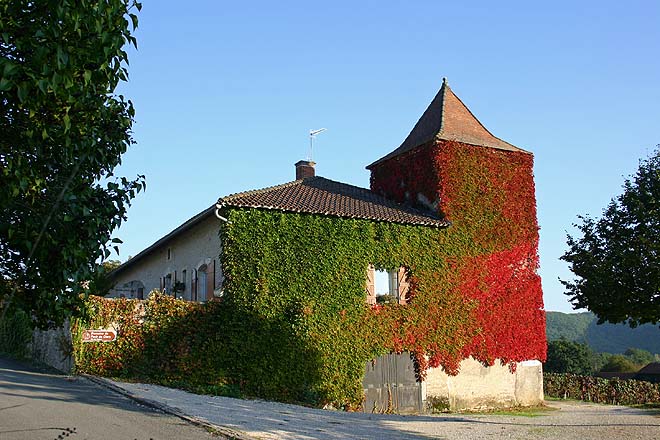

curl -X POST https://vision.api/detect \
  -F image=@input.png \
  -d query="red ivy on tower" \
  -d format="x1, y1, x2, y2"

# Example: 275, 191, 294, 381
367, 79, 546, 370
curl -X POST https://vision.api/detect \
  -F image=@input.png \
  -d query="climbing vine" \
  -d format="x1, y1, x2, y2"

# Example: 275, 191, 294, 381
370, 140, 546, 369
74, 139, 545, 409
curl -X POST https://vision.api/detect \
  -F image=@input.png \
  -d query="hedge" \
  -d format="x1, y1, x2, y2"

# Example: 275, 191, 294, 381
544, 372, 660, 405
0, 306, 32, 359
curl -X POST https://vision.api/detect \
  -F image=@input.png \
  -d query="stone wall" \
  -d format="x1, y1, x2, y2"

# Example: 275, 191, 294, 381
424, 357, 543, 411
29, 320, 74, 374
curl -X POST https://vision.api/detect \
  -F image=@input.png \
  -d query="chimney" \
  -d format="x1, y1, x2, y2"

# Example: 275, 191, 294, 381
295, 160, 316, 180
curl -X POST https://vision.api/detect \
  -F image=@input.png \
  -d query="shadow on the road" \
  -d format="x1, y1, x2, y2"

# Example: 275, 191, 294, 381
4, 356, 659, 440
0, 427, 77, 437
0, 357, 163, 418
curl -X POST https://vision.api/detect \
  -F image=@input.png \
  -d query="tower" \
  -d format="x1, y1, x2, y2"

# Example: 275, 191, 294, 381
368, 79, 546, 366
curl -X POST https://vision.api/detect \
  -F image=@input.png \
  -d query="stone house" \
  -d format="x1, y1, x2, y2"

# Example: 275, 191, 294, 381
108, 206, 222, 301
108, 164, 445, 302
109, 79, 546, 411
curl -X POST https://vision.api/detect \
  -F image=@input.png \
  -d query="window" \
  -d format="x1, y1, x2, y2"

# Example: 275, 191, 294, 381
197, 264, 207, 302
211, 259, 223, 298
116, 280, 144, 299
163, 273, 172, 294
182, 269, 187, 299
167, 247, 172, 261
375, 269, 397, 303
366, 265, 409, 305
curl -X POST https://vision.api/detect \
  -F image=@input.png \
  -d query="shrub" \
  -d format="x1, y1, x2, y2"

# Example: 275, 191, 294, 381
0, 306, 32, 359
544, 373, 660, 405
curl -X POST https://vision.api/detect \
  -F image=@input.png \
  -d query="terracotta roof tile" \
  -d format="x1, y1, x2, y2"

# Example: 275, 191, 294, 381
219, 176, 449, 228
368, 79, 528, 169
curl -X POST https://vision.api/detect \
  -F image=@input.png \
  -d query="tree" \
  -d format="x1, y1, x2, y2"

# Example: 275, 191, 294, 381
0, 1, 144, 327
623, 347, 654, 367
600, 354, 639, 373
591, 352, 613, 373
544, 339, 594, 375
561, 147, 660, 328
87, 259, 122, 296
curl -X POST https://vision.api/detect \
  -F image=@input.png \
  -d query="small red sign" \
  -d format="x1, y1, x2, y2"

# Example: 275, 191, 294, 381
82, 329, 117, 342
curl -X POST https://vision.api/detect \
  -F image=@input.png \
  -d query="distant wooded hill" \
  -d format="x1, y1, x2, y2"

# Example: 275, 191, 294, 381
546, 311, 660, 354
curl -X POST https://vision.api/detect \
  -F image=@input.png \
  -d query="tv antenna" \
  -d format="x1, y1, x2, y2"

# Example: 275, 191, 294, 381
309, 128, 327, 161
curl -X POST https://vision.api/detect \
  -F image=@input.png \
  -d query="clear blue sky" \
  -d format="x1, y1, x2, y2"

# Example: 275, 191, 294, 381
112, 0, 660, 313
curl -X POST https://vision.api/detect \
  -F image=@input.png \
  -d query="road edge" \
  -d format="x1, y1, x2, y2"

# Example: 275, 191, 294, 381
81, 374, 254, 440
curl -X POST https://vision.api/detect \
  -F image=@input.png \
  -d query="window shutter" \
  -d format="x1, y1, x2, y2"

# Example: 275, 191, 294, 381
192, 269, 197, 302
206, 264, 214, 300
398, 267, 410, 305
366, 265, 376, 305
182, 270, 187, 299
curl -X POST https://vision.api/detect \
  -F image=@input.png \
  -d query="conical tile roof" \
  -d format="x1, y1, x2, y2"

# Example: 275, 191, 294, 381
368, 79, 528, 169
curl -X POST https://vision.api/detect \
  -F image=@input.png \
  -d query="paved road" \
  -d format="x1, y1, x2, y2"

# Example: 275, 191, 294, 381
110, 379, 660, 440
3, 356, 659, 440
0, 357, 217, 440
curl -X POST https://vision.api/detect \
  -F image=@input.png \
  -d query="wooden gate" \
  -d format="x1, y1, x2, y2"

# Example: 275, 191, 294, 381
362, 352, 422, 414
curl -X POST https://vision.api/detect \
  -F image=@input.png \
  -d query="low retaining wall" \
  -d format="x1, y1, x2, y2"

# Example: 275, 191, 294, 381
424, 357, 544, 411
29, 320, 74, 374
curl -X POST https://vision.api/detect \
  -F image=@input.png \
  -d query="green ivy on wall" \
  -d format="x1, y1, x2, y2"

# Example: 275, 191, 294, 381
73, 139, 546, 409
219, 209, 477, 407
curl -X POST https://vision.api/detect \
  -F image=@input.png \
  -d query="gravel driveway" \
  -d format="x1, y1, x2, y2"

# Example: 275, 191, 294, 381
105, 379, 660, 440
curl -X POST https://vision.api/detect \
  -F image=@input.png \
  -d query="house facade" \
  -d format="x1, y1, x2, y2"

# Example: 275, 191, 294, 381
108, 208, 223, 301
108, 79, 546, 411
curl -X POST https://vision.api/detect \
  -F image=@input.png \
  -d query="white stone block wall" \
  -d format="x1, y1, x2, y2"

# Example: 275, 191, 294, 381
424, 357, 544, 411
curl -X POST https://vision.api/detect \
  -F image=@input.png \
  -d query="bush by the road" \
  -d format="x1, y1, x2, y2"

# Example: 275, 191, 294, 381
544, 372, 660, 405
0, 307, 32, 359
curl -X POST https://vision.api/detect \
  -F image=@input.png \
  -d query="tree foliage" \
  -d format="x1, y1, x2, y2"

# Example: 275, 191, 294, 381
544, 339, 594, 375
545, 311, 660, 355
623, 347, 655, 368
88, 259, 122, 296
0, 0, 144, 327
600, 354, 639, 373
561, 148, 660, 327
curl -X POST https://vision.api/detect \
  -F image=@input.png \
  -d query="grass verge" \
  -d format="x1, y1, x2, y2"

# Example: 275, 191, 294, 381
462, 404, 558, 417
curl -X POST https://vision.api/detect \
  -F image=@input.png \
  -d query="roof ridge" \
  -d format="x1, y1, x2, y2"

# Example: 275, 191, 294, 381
218, 175, 449, 227
220, 178, 305, 203
310, 176, 446, 217
437, 77, 448, 136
